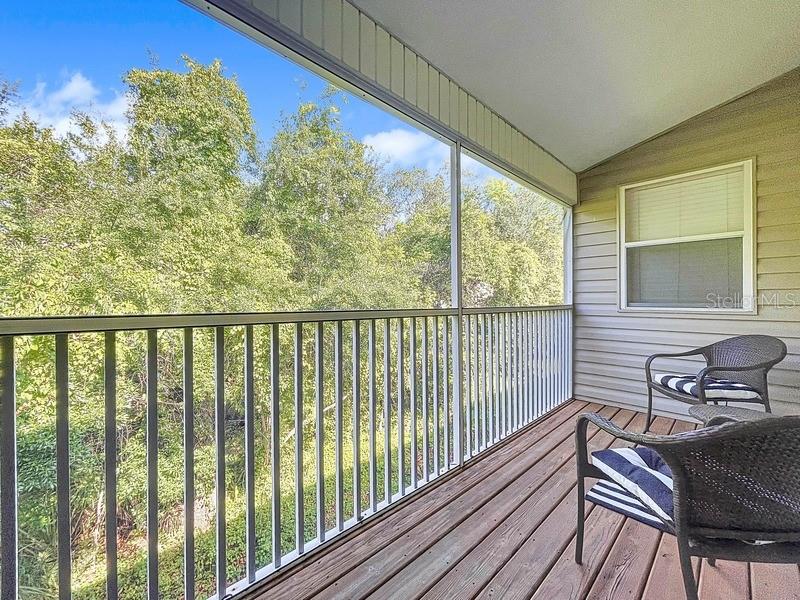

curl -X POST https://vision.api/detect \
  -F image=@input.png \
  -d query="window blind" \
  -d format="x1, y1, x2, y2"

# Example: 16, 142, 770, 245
625, 166, 745, 242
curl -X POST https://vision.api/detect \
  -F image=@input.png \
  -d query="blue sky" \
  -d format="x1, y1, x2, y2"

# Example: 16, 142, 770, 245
0, 0, 460, 173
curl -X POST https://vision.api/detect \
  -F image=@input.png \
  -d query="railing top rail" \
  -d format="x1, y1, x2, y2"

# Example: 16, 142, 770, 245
0, 305, 573, 336
461, 305, 572, 315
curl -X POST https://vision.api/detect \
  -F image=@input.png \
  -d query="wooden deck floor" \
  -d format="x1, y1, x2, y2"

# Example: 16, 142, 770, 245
241, 400, 800, 600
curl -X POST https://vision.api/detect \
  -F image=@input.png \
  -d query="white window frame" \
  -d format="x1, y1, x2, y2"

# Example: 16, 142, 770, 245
617, 159, 756, 315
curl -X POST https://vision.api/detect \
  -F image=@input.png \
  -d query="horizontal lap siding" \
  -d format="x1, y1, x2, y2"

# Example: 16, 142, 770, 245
243, 0, 577, 203
574, 68, 800, 417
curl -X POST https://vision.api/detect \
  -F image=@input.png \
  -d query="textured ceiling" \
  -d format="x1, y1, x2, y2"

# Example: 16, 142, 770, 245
352, 0, 800, 171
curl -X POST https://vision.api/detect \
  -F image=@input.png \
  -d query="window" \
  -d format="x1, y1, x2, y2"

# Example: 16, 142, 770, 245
461, 151, 569, 308
618, 160, 755, 312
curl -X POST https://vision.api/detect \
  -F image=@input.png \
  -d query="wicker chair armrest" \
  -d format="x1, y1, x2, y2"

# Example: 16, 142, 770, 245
696, 364, 767, 403
575, 412, 677, 467
699, 364, 765, 377
645, 349, 707, 383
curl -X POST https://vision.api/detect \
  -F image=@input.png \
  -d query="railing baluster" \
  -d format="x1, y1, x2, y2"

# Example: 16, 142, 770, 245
522, 311, 527, 423
484, 315, 494, 445
104, 332, 118, 600
531, 312, 537, 419
480, 314, 486, 448
352, 320, 361, 521
531, 313, 537, 419
552, 312, 557, 410
244, 325, 256, 582
511, 313, 516, 431
56, 334, 71, 600
214, 327, 226, 599
549, 311, 553, 410
523, 312, 529, 421
432, 316, 440, 475
546, 312, 553, 411
442, 317, 450, 469
514, 312, 525, 428
397, 319, 405, 493
183, 328, 195, 600
368, 320, 377, 513
410, 319, 418, 487
499, 314, 506, 437
270, 325, 281, 568
146, 330, 158, 599
566, 309, 571, 402
561, 311, 565, 405
507, 313, 513, 432
0, 337, 16, 599
493, 315, 500, 440
528, 311, 539, 420
334, 321, 344, 530
523, 311, 530, 425
421, 318, 429, 482
383, 319, 392, 502
294, 324, 304, 552
505, 314, 511, 432
536, 311, 546, 413
494, 315, 499, 436
564, 310, 569, 401
498, 314, 504, 436
514, 312, 525, 427
472, 315, 479, 452
567, 309, 575, 398
464, 315, 472, 457
315, 323, 325, 541
561, 310, 567, 403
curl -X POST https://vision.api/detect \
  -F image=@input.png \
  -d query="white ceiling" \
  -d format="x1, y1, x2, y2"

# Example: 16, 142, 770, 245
351, 0, 800, 172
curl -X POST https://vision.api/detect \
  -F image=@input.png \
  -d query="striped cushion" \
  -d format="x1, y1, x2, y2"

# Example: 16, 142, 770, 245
586, 480, 672, 532
588, 447, 673, 527
587, 446, 776, 544
653, 372, 761, 400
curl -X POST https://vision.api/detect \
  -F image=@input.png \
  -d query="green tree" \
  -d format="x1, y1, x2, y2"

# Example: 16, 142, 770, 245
250, 90, 421, 310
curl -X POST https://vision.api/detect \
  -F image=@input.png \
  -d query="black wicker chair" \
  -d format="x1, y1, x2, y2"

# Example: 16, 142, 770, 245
576, 412, 800, 600
644, 335, 787, 431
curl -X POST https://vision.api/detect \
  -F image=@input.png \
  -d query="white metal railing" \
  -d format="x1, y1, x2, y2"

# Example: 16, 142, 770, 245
0, 305, 572, 599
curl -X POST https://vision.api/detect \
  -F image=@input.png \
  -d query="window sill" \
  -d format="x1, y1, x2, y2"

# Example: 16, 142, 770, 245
617, 306, 758, 317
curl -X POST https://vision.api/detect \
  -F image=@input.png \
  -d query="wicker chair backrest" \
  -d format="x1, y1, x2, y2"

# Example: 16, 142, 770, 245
658, 417, 800, 539
701, 335, 786, 394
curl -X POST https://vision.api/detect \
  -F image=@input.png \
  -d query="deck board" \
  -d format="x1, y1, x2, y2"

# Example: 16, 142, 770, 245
424, 408, 638, 600
371, 405, 622, 600
242, 401, 780, 600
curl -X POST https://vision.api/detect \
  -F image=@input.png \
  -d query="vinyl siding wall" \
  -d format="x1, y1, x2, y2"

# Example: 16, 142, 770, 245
212, 0, 577, 204
574, 68, 800, 417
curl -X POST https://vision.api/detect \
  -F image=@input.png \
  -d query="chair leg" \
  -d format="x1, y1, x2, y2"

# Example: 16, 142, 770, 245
644, 387, 654, 433
575, 476, 585, 564
677, 537, 699, 600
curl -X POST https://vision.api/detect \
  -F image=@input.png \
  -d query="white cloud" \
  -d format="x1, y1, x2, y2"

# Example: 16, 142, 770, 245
362, 127, 450, 173
362, 128, 507, 187
8, 72, 130, 141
